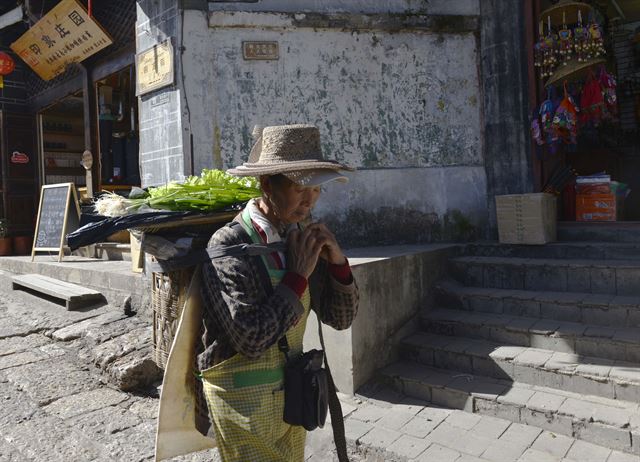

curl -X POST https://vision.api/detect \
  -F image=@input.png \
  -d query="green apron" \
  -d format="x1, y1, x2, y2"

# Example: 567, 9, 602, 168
201, 210, 308, 461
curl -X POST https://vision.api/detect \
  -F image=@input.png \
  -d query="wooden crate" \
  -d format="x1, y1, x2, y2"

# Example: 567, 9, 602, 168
496, 193, 557, 245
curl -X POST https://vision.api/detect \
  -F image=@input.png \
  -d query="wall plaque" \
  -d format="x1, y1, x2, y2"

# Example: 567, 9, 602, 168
243, 41, 279, 60
136, 40, 174, 96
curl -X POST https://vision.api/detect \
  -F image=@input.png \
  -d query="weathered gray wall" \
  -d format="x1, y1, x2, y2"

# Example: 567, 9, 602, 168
479, 1, 534, 235
136, 0, 186, 187
181, 4, 488, 245
304, 244, 455, 393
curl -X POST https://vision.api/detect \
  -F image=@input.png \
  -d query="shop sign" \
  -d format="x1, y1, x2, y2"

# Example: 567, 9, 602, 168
10, 0, 113, 81
136, 40, 174, 96
10, 151, 29, 164
242, 41, 279, 60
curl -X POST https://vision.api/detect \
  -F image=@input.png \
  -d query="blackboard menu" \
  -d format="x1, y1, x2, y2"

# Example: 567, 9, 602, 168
33, 183, 80, 260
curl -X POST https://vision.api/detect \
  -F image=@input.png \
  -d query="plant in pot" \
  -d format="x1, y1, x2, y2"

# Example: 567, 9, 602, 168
0, 219, 12, 256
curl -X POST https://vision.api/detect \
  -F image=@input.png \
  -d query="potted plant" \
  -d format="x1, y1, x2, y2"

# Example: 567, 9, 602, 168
0, 219, 12, 256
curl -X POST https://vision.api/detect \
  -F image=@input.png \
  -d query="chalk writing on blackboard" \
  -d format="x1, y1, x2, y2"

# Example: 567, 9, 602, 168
32, 183, 80, 262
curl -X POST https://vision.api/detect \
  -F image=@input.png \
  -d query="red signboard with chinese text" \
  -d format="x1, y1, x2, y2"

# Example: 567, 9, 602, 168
10, 0, 112, 81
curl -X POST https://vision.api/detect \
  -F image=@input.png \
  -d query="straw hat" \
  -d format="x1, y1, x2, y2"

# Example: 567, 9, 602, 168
227, 124, 353, 186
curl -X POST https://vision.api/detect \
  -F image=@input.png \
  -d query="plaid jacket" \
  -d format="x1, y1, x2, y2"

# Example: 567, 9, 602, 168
197, 221, 359, 371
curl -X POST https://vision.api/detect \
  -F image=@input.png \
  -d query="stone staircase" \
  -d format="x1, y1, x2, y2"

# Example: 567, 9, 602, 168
380, 238, 640, 456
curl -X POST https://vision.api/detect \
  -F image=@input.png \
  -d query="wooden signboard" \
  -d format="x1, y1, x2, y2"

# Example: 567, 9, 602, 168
10, 0, 112, 81
32, 183, 81, 262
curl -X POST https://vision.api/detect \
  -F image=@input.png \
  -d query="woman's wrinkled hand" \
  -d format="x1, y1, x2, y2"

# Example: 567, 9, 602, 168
287, 227, 325, 278
303, 223, 346, 266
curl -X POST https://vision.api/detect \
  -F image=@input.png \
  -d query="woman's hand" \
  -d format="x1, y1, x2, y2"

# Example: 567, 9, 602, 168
287, 228, 325, 278
304, 223, 347, 266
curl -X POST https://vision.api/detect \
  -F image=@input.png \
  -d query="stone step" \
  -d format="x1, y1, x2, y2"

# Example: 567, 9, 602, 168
380, 360, 640, 455
461, 241, 640, 261
421, 308, 640, 363
449, 256, 640, 296
435, 279, 640, 328
558, 222, 640, 243
400, 332, 640, 402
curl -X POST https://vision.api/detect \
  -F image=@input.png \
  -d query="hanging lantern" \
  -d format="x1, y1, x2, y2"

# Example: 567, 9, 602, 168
0, 52, 16, 76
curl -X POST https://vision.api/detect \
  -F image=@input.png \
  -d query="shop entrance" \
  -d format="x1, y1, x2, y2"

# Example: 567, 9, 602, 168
96, 66, 140, 193
39, 93, 87, 188
531, 0, 640, 223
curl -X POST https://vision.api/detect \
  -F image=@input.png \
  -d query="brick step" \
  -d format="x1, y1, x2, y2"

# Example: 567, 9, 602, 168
435, 279, 640, 328
558, 222, 640, 244
461, 241, 640, 261
421, 308, 640, 363
380, 360, 640, 455
450, 256, 640, 296
400, 332, 640, 402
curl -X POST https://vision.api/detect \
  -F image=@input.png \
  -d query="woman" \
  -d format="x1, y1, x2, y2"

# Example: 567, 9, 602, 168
198, 124, 359, 461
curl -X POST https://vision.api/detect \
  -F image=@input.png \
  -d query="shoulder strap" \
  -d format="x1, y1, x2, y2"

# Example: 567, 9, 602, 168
319, 322, 349, 462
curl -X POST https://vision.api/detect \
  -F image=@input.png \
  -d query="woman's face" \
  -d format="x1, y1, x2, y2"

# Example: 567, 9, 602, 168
261, 175, 321, 225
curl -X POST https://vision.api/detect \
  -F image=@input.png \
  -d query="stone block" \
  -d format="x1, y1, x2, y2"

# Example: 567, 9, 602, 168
521, 448, 565, 462
475, 397, 521, 422
616, 268, 640, 297
590, 267, 617, 295
433, 350, 473, 373
375, 408, 415, 431
456, 431, 494, 457
105, 348, 162, 391
626, 308, 640, 327
527, 391, 566, 413
52, 311, 127, 342
423, 421, 467, 447
581, 306, 628, 328
0, 350, 47, 370
349, 403, 388, 424
444, 410, 482, 430
473, 356, 511, 380
531, 430, 574, 458
625, 345, 640, 363
416, 405, 453, 424
499, 421, 543, 447
469, 295, 503, 314
431, 386, 472, 412
567, 266, 591, 293
359, 425, 402, 448
525, 265, 568, 292
344, 418, 374, 441
575, 423, 633, 454
415, 443, 461, 462
575, 338, 619, 361
386, 434, 431, 459
567, 374, 615, 400
0, 333, 50, 356
401, 379, 433, 403
607, 450, 640, 462
400, 415, 441, 439
514, 348, 554, 367
521, 407, 573, 436
541, 303, 581, 322
489, 327, 530, 346
530, 334, 575, 354
496, 386, 536, 408
43, 388, 129, 420
481, 437, 528, 462
565, 437, 613, 462
503, 298, 541, 317
470, 414, 511, 439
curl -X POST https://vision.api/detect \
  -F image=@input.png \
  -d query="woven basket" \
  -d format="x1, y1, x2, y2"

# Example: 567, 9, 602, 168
152, 269, 195, 368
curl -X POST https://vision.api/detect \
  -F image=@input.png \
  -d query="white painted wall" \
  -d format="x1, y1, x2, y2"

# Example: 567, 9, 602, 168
181, 9, 488, 243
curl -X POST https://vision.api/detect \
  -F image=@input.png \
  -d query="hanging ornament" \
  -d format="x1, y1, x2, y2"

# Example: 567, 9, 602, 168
553, 82, 579, 146
0, 51, 15, 76
588, 20, 605, 59
558, 12, 573, 66
573, 10, 589, 63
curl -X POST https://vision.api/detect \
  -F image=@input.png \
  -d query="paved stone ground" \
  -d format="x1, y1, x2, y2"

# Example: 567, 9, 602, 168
0, 278, 633, 462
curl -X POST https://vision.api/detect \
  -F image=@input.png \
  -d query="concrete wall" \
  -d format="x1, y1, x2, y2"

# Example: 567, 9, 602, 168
479, 1, 534, 235
136, 0, 187, 187
179, 5, 488, 245
304, 244, 455, 394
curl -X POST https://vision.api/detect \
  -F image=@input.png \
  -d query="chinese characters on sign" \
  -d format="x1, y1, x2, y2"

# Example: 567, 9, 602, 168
136, 40, 174, 96
242, 41, 279, 60
10, 0, 112, 81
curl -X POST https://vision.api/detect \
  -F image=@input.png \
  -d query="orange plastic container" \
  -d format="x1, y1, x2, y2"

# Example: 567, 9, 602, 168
576, 193, 616, 222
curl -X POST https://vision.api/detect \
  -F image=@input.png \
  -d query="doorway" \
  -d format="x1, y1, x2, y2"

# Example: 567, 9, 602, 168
96, 66, 140, 192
